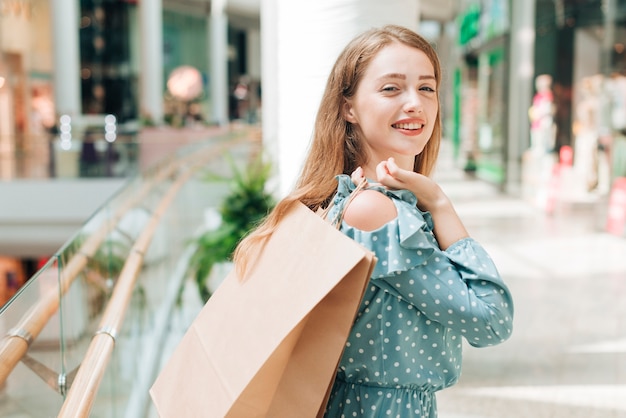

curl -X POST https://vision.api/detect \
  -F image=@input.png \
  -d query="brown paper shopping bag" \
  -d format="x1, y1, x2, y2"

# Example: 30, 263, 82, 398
150, 201, 376, 417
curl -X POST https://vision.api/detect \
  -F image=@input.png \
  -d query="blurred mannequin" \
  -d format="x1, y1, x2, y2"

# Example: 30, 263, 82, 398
574, 75, 603, 191
529, 74, 556, 154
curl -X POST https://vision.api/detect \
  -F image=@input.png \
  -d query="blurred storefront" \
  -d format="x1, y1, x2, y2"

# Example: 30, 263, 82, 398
455, 0, 626, 207
3, 0, 623, 200
80, 0, 136, 123
0, 0, 54, 179
0, 0, 259, 180
455, 0, 511, 186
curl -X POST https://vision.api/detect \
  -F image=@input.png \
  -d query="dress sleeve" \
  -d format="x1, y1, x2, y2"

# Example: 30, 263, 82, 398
382, 237, 514, 347
331, 176, 513, 347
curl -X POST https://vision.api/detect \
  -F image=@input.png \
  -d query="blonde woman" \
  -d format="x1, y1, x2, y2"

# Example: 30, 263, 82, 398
234, 25, 514, 417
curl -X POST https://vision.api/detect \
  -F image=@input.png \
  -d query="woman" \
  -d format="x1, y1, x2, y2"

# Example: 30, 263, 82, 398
234, 24, 514, 417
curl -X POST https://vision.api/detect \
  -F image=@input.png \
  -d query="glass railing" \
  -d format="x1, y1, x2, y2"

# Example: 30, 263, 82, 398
0, 126, 259, 417
0, 122, 235, 181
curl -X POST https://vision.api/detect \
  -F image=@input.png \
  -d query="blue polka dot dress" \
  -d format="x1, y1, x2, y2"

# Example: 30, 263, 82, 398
323, 175, 514, 418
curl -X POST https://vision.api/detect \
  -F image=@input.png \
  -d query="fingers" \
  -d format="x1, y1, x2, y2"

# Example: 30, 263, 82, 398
376, 160, 390, 180
376, 158, 404, 189
352, 158, 410, 190
386, 157, 399, 174
376, 157, 400, 176
351, 166, 365, 186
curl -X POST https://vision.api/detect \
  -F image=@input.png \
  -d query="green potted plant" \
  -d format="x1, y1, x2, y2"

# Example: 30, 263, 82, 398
187, 152, 275, 302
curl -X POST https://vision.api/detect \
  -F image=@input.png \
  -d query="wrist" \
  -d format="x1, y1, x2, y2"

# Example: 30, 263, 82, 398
416, 184, 449, 213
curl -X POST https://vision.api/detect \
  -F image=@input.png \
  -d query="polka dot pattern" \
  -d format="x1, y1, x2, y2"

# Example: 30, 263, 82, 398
324, 175, 514, 417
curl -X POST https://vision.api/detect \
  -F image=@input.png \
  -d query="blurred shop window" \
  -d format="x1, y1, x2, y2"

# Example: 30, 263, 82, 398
573, 75, 606, 193
0, 257, 26, 307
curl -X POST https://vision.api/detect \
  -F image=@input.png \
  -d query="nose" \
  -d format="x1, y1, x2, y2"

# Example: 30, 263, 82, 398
403, 90, 423, 114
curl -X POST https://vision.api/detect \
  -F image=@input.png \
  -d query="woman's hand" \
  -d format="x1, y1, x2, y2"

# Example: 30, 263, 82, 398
352, 158, 444, 212
375, 158, 445, 212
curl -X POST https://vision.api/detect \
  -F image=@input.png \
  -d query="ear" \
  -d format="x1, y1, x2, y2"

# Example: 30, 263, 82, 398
343, 99, 357, 124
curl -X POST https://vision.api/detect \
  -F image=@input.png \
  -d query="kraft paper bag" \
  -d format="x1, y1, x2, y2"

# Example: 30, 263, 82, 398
150, 202, 376, 417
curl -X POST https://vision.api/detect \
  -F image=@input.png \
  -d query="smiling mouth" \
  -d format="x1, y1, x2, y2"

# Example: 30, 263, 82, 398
392, 122, 423, 130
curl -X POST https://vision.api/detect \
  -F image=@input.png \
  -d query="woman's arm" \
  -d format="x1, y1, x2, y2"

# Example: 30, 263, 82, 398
413, 187, 469, 250
340, 171, 513, 346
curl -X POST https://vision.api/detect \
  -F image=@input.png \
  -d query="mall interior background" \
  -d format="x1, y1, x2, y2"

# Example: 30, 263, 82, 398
1, 0, 626, 306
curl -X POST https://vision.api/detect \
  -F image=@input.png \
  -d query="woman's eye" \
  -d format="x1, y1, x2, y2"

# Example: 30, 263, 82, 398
382, 86, 399, 92
420, 86, 436, 93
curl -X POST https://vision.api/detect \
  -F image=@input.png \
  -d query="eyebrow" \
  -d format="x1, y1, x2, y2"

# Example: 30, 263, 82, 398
377, 73, 436, 81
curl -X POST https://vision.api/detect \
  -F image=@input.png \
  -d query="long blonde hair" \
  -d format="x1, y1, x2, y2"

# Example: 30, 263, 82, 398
233, 24, 442, 273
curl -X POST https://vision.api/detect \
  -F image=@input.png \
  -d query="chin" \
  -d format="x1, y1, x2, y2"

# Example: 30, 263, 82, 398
413, 145, 427, 155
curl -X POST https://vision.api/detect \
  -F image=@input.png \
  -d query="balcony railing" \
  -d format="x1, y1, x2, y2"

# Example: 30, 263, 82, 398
0, 127, 259, 417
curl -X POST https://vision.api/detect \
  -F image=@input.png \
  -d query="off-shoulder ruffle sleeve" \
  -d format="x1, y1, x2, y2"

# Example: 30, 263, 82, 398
328, 175, 438, 279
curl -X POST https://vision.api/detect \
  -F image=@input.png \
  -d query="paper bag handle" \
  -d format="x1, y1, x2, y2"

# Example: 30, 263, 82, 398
319, 178, 368, 229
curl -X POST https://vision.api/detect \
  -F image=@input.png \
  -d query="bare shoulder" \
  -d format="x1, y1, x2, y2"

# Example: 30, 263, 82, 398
342, 189, 397, 231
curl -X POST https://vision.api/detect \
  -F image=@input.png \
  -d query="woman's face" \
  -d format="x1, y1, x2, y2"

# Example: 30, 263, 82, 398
344, 41, 438, 171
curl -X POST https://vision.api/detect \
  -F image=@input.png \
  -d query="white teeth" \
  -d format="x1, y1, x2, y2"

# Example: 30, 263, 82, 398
394, 123, 422, 130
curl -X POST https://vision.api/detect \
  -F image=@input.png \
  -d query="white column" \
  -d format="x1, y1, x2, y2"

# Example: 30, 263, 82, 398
139, 0, 164, 124
507, 0, 535, 193
209, 0, 229, 126
261, 0, 279, 187
264, 0, 419, 196
52, 0, 81, 117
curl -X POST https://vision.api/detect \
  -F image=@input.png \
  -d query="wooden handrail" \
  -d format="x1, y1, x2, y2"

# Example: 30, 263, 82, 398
57, 137, 250, 417
58, 171, 189, 417
0, 136, 223, 386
